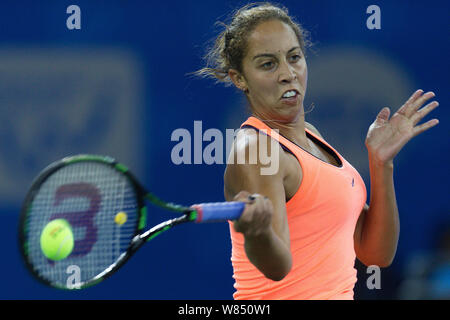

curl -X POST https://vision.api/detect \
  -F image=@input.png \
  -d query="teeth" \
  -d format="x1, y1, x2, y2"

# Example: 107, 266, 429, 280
282, 90, 296, 98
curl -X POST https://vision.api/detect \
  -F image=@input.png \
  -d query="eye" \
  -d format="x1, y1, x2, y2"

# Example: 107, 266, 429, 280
290, 54, 301, 62
261, 61, 274, 69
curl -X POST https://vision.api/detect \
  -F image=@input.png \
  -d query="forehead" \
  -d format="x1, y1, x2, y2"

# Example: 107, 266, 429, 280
246, 19, 299, 57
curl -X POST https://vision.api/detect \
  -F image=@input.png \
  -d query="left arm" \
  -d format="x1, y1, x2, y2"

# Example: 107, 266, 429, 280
354, 162, 399, 267
354, 89, 439, 267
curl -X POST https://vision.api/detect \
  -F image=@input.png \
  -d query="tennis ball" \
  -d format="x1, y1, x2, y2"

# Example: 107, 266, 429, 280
40, 219, 74, 261
114, 211, 127, 225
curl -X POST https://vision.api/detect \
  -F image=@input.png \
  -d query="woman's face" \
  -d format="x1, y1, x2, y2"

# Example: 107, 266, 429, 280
232, 19, 308, 122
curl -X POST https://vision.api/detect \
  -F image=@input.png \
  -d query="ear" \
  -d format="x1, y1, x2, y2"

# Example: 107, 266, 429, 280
228, 68, 248, 92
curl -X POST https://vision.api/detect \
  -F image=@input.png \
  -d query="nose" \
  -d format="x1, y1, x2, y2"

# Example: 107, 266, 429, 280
278, 60, 297, 83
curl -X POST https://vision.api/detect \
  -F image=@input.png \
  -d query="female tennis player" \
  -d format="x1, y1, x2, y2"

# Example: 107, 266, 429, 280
195, 3, 439, 299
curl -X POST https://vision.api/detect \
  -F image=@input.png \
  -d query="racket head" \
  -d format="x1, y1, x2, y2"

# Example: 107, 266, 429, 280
18, 155, 147, 289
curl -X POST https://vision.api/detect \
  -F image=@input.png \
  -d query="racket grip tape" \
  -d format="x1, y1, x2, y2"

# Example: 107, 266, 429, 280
191, 201, 245, 223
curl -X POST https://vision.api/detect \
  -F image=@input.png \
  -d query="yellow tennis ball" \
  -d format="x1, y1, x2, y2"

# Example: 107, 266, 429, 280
114, 211, 127, 225
40, 219, 74, 261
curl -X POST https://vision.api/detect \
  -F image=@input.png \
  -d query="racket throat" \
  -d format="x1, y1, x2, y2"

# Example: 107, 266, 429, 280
130, 235, 145, 252
139, 214, 191, 243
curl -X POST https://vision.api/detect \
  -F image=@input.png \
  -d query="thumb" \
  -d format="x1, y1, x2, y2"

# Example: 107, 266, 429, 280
376, 107, 391, 123
233, 190, 251, 202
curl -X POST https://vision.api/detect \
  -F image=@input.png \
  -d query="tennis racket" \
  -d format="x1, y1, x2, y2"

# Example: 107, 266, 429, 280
19, 154, 245, 290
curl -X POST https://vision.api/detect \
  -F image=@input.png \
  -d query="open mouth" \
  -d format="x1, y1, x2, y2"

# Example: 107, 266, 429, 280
282, 90, 298, 99
280, 90, 300, 105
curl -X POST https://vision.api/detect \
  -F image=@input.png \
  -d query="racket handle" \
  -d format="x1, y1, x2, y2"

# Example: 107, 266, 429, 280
191, 201, 245, 223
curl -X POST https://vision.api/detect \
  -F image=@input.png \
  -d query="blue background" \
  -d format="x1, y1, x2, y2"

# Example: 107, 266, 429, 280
1, 0, 448, 299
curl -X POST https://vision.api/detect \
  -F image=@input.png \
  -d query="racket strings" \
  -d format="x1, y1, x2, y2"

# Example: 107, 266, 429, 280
24, 162, 139, 287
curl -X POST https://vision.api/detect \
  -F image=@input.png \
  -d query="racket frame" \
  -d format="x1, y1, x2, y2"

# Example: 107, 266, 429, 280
19, 154, 198, 289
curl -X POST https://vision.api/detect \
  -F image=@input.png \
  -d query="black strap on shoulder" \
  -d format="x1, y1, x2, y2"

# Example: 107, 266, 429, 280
240, 124, 295, 157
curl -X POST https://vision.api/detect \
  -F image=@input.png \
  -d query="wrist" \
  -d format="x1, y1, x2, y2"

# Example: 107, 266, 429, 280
368, 157, 394, 185
368, 155, 394, 169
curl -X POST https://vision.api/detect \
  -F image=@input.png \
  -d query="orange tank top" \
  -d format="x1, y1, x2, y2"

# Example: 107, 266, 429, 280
228, 116, 367, 300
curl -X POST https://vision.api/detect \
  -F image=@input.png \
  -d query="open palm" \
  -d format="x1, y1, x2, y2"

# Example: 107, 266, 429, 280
365, 90, 439, 165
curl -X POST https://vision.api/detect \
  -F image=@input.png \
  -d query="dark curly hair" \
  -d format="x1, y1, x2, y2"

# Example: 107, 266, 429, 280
192, 2, 312, 86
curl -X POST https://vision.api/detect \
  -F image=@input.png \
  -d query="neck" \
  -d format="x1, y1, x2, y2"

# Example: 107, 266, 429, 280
251, 110, 308, 147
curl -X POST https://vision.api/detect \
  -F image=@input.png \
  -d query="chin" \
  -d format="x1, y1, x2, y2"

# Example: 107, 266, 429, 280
272, 104, 304, 123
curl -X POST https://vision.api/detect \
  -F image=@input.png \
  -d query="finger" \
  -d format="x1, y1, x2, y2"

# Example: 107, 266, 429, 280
246, 193, 264, 204
248, 193, 262, 200
397, 89, 423, 115
411, 101, 439, 125
403, 91, 436, 118
413, 91, 436, 112
406, 89, 424, 105
375, 107, 391, 123
233, 190, 251, 202
263, 197, 273, 222
412, 118, 439, 137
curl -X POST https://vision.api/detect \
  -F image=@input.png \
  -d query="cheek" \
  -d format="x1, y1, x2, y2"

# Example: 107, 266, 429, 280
249, 73, 277, 96
304, 68, 308, 90
299, 62, 308, 91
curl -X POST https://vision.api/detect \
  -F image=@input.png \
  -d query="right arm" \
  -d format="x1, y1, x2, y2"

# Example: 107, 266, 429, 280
224, 130, 292, 281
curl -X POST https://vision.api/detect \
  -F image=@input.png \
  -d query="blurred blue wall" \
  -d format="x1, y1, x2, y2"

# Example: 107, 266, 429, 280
0, 0, 448, 299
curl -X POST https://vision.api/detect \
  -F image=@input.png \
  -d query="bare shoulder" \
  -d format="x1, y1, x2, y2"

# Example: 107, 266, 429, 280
304, 121, 324, 139
224, 128, 286, 200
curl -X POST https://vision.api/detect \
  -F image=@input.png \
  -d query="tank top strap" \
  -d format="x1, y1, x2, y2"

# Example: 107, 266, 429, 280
241, 116, 345, 169
240, 116, 302, 157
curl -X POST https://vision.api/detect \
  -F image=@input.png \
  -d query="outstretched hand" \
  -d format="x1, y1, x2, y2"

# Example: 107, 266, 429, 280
365, 89, 439, 166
